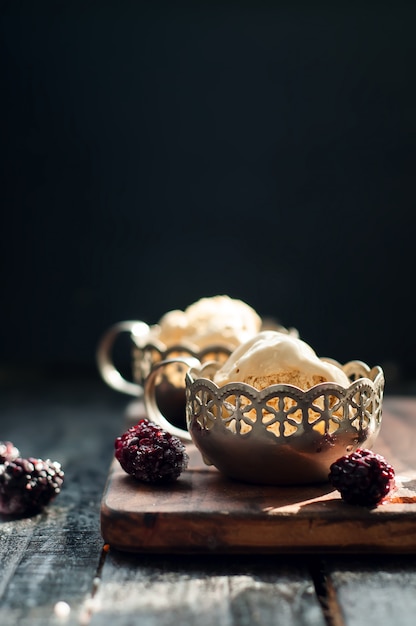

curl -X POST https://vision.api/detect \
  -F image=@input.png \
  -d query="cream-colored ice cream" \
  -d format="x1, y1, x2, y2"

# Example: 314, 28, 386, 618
153, 295, 262, 350
213, 330, 350, 389
212, 330, 351, 435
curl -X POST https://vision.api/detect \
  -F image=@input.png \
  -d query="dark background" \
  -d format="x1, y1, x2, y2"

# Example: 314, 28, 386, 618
1, 1, 415, 394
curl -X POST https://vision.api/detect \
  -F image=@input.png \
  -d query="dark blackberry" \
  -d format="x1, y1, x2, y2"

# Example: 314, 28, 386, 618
0, 441, 20, 463
115, 418, 189, 484
0, 457, 65, 516
328, 448, 395, 508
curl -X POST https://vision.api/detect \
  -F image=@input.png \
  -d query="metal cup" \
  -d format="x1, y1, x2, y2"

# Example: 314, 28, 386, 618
97, 318, 297, 431
144, 357, 385, 484
96, 320, 233, 430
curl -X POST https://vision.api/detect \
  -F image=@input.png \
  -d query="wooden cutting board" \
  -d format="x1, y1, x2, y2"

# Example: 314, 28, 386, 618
100, 397, 416, 554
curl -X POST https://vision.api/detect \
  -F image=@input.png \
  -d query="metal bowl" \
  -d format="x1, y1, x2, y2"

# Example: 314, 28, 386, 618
145, 358, 384, 485
97, 319, 297, 431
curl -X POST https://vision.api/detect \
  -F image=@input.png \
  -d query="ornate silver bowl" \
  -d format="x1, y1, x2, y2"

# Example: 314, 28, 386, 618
145, 358, 384, 485
97, 319, 297, 430
96, 320, 235, 428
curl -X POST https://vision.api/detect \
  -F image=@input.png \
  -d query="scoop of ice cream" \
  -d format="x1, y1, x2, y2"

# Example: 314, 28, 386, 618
155, 295, 262, 350
211, 331, 351, 436
213, 330, 350, 390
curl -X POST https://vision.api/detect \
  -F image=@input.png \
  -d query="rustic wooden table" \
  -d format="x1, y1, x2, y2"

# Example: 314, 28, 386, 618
1, 379, 416, 626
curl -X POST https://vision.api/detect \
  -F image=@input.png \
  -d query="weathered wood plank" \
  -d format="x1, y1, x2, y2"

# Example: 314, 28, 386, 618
322, 556, 416, 626
0, 381, 127, 626
1, 385, 416, 626
90, 553, 326, 626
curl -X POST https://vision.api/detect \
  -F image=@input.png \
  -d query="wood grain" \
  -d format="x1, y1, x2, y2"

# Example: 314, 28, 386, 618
322, 555, 416, 626
91, 552, 327, 626
2, 383, 416, 626
0, 381, 125, 626
101, 397, 416, 554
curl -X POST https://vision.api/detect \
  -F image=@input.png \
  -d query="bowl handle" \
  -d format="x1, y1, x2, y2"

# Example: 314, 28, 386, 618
144, 357, 200, 442
96, 320, 149, 397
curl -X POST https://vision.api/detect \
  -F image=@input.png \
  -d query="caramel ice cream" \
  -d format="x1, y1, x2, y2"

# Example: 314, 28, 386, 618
139, 296, 262, 431
212, 330, 350, 435
152, 295, 262, 350
213, 330, 350, 389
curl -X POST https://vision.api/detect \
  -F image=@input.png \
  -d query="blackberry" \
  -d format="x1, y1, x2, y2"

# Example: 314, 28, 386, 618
328, 448, 395, 508
115, 418, 189, 484
0, 441, 20, 463
0, 457, 65, 516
